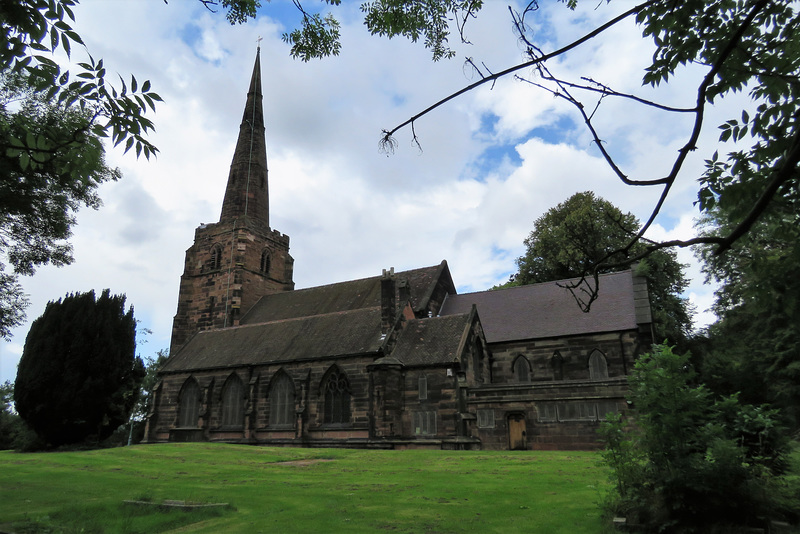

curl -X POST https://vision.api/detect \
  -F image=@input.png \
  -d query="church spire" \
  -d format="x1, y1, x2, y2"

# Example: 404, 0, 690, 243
219, 47, 269, 227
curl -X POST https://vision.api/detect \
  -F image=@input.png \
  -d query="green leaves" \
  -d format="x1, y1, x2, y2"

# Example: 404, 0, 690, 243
282, 11, 342, 62
276, 0, 484, 62
362, 1, 483, 61
513, 191, 692, 345
601, 344, 795, 531
2, 0, 162, 167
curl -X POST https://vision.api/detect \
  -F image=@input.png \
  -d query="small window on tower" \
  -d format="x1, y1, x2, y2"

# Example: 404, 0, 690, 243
210, 244, 222, 271
260, 249, 271, 275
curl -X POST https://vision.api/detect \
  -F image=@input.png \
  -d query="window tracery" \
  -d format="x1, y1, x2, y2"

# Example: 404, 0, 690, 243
322, 367, 351, 424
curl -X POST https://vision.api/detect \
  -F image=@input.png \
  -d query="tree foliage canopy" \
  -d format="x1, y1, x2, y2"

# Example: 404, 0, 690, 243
696, 195, 800, 427
14, 289, 144, 446
131, 348, 168, 424
600, 345, 797, 532
0, 71, 121, 338
511, 192, 692, 346
0, 0, 166, 338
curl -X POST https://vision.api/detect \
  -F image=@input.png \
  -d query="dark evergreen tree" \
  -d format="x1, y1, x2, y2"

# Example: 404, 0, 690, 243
14, 289, 144, 446
509, 191, 693, 347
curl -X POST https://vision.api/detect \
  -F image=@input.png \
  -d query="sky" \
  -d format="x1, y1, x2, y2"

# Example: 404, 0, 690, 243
1, 0, 735, 384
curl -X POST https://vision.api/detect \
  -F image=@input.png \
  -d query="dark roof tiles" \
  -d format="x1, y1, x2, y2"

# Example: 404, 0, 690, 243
439, 270, 640, 343
241, 262, 450, 324
391, 313, 473, 366
161, 307, 384, 372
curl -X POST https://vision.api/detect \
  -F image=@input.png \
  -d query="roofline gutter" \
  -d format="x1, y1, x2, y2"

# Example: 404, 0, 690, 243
158, 349, 383, 376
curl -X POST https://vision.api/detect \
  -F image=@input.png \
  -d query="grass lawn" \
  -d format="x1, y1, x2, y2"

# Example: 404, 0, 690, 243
0, 443, 612, 533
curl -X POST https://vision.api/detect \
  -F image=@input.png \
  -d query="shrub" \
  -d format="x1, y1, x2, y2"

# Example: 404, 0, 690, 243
600, 345, 797, 532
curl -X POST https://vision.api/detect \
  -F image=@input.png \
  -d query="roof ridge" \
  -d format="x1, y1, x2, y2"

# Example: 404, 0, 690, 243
242, 305, 381, 327
460, 268, 634, 297
278, 263, 444, 294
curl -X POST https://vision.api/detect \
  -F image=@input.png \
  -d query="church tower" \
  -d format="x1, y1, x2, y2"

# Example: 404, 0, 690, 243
169, 48, 294, 354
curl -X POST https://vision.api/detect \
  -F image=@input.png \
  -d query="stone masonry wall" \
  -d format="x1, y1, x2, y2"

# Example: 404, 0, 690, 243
170, 217, 293, 354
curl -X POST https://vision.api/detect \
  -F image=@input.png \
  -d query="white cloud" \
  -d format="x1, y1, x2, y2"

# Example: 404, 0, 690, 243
1, 1, 730, 382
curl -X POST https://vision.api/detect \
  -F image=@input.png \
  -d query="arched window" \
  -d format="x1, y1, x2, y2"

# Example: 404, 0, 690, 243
322, 367, 351, 424
220, 374, 244, 427
269, 372, 295, 426
513, 355, 531, 383
589, 350, 609, 380
260, 249, 271, 275
551, 352, 564, 381
178, 378, 200, 428
210, 244, 223, 271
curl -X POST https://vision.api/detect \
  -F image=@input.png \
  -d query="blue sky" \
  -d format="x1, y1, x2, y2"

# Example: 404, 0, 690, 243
1, 1, 732, 384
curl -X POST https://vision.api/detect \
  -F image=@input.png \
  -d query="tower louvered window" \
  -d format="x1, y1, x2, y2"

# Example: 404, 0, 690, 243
418, 375, 428, 400
323, 368, 351, 424
210, 244, 223, 271
260, 249, 271, 275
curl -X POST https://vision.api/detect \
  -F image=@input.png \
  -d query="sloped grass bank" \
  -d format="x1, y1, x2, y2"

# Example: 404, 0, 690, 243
0, 444, 610, 533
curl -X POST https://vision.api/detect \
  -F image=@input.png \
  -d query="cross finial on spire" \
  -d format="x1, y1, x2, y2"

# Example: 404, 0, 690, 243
257, 36, 263, 51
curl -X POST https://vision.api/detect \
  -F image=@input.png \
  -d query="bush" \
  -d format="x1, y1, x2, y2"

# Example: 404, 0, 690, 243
600, 345, 798, 532
14, 290, 144, 446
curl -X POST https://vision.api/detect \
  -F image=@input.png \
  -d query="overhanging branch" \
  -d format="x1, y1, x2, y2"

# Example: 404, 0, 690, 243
379, 0, 656, 150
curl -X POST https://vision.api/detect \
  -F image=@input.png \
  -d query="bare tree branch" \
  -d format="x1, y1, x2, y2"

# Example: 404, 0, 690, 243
379, 1, 656, 151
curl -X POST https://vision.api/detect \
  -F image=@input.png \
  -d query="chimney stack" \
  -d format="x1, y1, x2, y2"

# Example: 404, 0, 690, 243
381, 268, 396, 335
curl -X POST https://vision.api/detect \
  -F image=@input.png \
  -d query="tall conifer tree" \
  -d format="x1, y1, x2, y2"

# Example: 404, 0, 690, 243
14, 290, 144, 446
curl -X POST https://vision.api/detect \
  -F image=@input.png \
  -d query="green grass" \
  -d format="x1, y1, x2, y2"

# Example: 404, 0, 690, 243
0, 444, 612, 533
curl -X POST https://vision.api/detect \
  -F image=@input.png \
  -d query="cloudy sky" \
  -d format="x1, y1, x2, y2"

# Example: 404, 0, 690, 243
1, 0, 735, 383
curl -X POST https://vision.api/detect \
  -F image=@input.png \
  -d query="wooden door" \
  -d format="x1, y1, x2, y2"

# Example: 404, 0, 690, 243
508, 413, 527, 450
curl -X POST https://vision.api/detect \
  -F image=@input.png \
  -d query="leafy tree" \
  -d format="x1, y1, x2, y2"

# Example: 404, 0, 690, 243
696, 197, 800, 427
14, 289, 145, 446
600, 345, 797, 532
0, 1, 164, 337
510, 191, 692, 346
0, 72, 121, 339
121, 348, 168, 445
131, 350, 168, 423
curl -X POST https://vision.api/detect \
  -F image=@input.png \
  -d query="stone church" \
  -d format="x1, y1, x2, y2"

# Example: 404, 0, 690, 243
143, 49, 654, 450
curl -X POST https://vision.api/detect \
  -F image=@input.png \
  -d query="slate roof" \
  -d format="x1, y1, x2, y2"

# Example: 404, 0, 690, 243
439, 270, 641, 344
161, 307, 384, 373
162, 262, 455, 373
241, 261, 452, 324
391, 312, 474, 366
